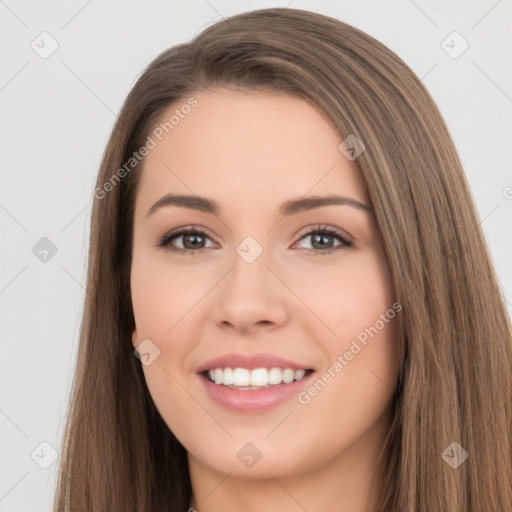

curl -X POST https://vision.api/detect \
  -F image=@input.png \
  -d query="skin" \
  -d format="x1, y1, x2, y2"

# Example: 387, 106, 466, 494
130, 88, 401, 512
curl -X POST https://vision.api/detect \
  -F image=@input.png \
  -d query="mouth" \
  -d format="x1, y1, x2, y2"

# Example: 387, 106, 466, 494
202, 367, 315, 390
195, 352, 316, 412
198, 365, 316, 412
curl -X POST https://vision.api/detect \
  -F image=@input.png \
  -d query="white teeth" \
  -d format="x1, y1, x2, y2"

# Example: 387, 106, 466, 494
223, 367, 234, 385
294, 369, 306, 380
233, 368, 251, 386
268, 367, 282, 385
206, 367, 309, 387
282, 368, 295, 384
250, 368, 268, 386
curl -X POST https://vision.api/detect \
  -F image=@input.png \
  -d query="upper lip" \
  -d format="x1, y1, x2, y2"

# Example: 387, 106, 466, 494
195, 352, 313, 373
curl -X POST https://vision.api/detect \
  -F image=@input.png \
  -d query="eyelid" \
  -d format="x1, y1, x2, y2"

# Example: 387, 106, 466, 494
295, 223, 353, 243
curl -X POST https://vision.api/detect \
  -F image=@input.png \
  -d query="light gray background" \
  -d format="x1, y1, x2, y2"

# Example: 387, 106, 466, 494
1, 1, 511, 510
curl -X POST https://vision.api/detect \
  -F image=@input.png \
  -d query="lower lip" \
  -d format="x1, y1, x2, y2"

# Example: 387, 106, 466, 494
198, 372, 315, 412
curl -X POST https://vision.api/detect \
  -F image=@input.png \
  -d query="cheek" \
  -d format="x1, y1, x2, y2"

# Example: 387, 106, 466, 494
296, 249, 400, 413
292, 308, 400, 462
130, 253, 209, 430
285, 248, 396, 339
130, 250, 211, 337
334, 252, 400, 386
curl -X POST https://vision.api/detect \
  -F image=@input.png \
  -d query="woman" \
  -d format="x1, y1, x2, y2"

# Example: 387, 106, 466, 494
52, 7, 512, 511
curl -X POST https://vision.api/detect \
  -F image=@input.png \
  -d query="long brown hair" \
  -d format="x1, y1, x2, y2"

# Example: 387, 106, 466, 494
52, 7, 512, 511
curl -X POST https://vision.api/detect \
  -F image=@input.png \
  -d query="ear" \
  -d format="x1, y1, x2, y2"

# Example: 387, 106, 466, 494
131, 329, 139, 350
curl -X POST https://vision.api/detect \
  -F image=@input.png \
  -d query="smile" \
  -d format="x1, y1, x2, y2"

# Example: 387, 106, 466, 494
205, 367, 313, 388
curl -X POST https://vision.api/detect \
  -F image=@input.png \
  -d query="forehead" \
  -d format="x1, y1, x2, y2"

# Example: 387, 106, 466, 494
135, 88, 368, 213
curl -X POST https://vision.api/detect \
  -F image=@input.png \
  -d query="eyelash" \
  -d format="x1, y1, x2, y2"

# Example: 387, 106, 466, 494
156, 224, 353, 256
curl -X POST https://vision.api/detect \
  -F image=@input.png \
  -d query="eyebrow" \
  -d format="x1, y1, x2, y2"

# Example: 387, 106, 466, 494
145, 193, 372, 218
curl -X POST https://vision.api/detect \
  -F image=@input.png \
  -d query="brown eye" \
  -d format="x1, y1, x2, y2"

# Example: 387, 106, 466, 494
294, 225, 353, 255
156, 224, 353, 256
157, 226, 215, 255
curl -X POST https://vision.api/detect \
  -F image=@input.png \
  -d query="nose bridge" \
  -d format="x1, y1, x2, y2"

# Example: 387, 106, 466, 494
234, 234, 266, 267
227, 233, 272, 292
212, 231, 289, 331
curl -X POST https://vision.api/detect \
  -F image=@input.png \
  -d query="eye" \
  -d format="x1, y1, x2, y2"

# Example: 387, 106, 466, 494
293, 224, 353, 255
156, 223, 353, 256
156, 225, 216, 255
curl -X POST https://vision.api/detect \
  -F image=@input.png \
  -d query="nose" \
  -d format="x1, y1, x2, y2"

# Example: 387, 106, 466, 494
211, 242, 290, 335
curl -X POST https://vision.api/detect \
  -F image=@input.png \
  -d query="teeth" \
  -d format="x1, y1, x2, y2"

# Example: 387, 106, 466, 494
233, 368, 251, 386
250, 368, 268, 386
206, 367, 309, 387
222, 367, 234, 385
283, 368, 295, 384
268, 367, 282, 385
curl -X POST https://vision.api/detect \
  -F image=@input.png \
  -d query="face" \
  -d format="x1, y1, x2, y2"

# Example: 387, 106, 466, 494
130, 88, 401, 482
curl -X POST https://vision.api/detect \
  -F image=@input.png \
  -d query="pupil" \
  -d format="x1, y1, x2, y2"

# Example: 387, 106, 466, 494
185, 234, 204, 249
312, 234, 332, 249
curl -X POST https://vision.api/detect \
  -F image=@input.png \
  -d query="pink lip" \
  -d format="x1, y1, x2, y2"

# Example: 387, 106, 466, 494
195, 352, 313, 373
195, 352, 315, 412
198, 371, 315, 412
